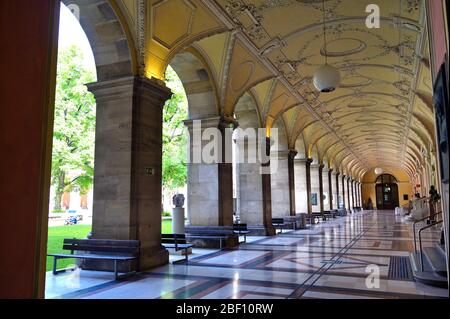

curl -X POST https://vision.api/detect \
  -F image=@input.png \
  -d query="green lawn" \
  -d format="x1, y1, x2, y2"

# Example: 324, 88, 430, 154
46, 220, 173, 272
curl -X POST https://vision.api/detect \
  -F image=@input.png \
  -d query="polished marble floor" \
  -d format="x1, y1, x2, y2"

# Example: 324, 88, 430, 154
46, 210, 449, 299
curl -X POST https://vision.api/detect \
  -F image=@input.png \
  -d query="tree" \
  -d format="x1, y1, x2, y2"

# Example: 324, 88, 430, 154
162, 66, 188, 192
51, 45, 96, 210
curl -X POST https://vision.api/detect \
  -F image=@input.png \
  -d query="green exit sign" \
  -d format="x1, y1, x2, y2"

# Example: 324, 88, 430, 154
144, 167, 155, 176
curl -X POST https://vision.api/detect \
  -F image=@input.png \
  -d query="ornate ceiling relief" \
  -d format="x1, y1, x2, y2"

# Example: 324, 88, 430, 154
119, 0, 433, 179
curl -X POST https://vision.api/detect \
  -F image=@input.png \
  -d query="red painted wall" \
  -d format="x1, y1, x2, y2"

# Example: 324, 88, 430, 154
0, 0, 59, 298
430, 0, 448, 75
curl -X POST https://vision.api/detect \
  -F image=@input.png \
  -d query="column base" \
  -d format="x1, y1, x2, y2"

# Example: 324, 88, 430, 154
81, 245, 169, 273
248, 225, 277, 236
185, 226, 239, 249
138, 245, 169, 271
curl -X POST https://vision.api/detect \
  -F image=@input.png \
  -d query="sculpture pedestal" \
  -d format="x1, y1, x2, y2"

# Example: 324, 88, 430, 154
172, 207, 185, 234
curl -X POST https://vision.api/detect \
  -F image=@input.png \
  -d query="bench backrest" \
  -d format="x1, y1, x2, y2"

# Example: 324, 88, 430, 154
63, 238, 140, 256
161, 234, 188, 245
233, 223, 248, 231
272, 218, 284, 224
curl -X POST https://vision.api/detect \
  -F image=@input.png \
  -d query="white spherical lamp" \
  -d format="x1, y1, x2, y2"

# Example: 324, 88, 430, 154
313, 64, 341, 93
374, 167, 383, 175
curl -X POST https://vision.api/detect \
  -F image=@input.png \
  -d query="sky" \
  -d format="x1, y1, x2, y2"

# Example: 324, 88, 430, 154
58, 4, 96, 71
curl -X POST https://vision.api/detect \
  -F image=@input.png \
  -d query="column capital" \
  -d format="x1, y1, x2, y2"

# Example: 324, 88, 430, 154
184, 116, 222, 129
288, 149, 298, 160
88, 76, 172, 104
219, 115, 239, 130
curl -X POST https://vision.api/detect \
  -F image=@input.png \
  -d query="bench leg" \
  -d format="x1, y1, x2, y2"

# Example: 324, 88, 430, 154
114, 260, 118, 280
185, 249, 188, 263
53, 257, 58, 275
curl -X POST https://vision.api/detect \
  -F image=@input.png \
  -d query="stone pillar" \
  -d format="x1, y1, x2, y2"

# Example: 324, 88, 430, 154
218, 117, 235, 228
305, 159, 313, 216
288, 150, 298, 216
310, 164, 321, 213
341, 175, 346, 209
334, 172, 340, 209
88, 76, 171, 270
318, 165, 325, 213
322, 167, 330, 211
349, 178, 356, 209
184, 117, 237, 247
358, 182, 362, 208
346, 177, 351, 211
236, 132, 275, 235
294, 159, 309, 214
271, 151, 290, 218
328, 169, 334, 210
359, 182, 362, 206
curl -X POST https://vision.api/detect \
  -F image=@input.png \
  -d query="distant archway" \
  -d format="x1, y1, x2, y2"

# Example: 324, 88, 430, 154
375, 174, 399, 210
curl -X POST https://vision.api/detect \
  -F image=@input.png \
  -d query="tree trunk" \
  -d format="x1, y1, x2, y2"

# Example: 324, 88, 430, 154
53, 171, 65, 210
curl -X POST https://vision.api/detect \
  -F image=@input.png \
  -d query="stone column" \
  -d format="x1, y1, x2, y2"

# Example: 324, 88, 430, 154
305, 159, 313, 216
271, 151, 290, 218
334, 171, 340, 209
185, 117, 221, 226
347, 177, 351, 211
184, 117, 237, 247
359, 182, 362, 206
328, 169, 334, 210
349, 178, 356, 209
310, 164, 321, 213
294, 158, 309, 214
322, 167, 330, 211
218, 117, 235, 228
341, 175, 346, 210
288, 150, 298, 216
88, 76, 171, 270
318, 165, 325, 213
237, 132, 275, 235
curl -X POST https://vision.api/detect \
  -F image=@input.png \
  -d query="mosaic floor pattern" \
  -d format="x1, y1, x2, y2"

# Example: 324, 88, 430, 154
46, 210, 449, 299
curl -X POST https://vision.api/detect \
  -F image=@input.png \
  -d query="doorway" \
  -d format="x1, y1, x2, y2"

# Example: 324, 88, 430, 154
375, 174, 399, 209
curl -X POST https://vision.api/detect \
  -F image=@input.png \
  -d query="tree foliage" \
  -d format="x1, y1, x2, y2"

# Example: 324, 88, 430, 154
162, 66, 188, 191
51, 45, 96, 209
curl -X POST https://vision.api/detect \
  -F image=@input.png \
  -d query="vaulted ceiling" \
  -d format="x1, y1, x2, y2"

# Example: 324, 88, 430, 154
105, 0, 435, 180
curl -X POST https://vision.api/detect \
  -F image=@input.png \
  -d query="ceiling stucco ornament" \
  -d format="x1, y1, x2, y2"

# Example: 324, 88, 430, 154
136, 0, 147, 76
320, 38, 367, 57
225, 0, 267, 41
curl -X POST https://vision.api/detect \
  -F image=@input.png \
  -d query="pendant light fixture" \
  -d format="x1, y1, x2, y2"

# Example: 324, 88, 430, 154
374, 167, 383, 175
313, 0, 341, 93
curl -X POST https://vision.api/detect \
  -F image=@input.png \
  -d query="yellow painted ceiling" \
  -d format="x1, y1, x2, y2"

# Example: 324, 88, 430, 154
113, 0, 434, 180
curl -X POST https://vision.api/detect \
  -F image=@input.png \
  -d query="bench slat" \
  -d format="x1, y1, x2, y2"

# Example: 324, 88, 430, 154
48, 253, 137, 260
63, 238, 139, 247
62, 244, 139, 254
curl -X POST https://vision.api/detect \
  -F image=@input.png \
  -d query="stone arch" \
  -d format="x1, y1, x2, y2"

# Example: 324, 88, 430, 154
168, 50, 220, 120
62, 0, 136, 81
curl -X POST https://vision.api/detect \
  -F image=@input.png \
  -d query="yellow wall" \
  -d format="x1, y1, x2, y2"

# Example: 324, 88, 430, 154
361, 168, 413, 209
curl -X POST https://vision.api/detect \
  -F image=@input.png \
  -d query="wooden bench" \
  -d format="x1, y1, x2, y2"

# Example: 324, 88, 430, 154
271, 218, 294, 233
186, 231, 237, 250
47, 238, 139, 280
311, 212, 326, 222
233, 223, 251, 243
161, 234, 194, 262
